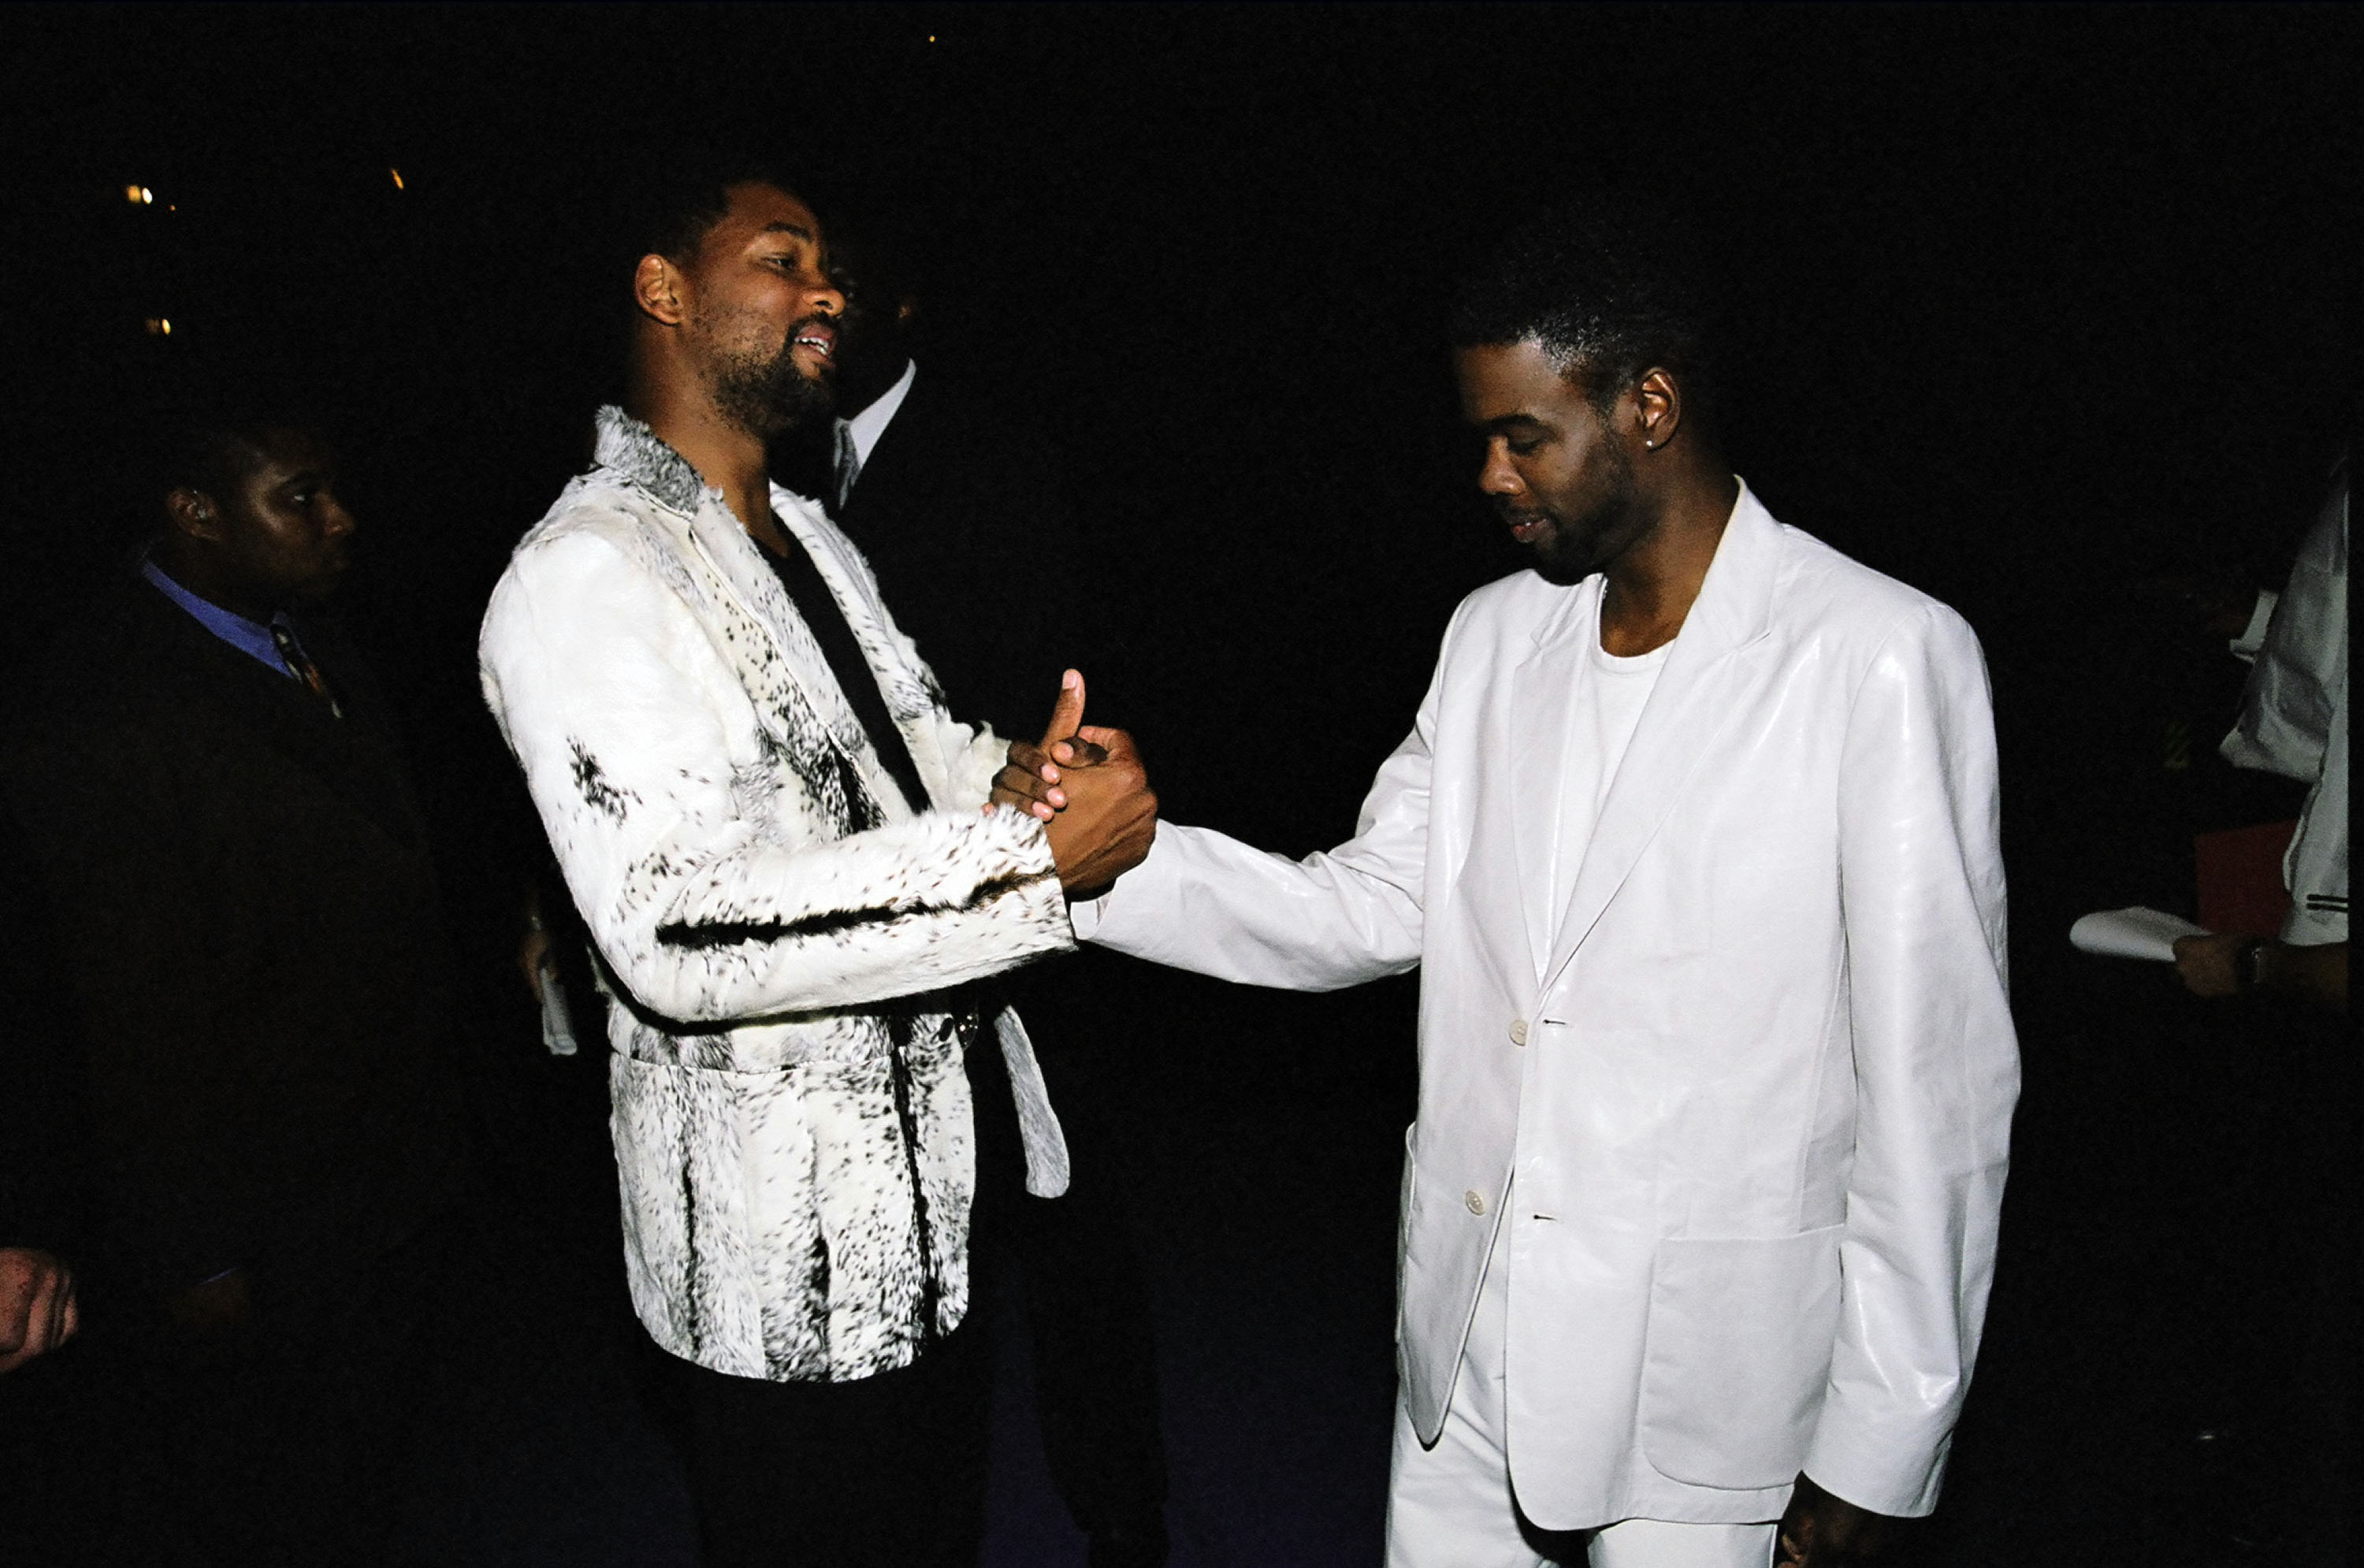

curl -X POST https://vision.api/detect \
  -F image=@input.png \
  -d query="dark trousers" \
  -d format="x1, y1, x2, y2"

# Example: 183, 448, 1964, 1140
671, 1311, 994, 1567
969, 1002, 1169, 1551
667, 1001, 1165, 1567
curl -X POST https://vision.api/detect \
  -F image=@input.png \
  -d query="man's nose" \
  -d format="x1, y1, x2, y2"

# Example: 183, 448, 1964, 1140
809, 278, 847, 318
1478, 445, 1522, 496
322, 496, 359, 536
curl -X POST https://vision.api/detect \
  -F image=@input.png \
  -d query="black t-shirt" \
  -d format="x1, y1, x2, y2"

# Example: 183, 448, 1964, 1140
756, 522, 931, 819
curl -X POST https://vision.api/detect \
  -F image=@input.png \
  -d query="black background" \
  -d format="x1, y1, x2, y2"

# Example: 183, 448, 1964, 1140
1, 6, 2354, 1562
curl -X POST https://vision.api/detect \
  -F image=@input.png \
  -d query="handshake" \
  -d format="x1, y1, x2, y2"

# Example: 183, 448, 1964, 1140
987, 669, 1158, 897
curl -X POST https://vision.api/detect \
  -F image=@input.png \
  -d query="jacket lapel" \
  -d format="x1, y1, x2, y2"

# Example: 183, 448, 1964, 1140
1539, 487, 1782, 990
589, 407, 881, 778
1504, 581, 1596, 982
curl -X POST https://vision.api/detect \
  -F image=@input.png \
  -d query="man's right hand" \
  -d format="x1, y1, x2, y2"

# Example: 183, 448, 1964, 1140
0, 1247, 79, 1374
991, 671, 1157, 895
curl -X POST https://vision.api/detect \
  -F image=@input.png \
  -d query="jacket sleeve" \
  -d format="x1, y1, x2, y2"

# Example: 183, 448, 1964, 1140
2221, 487, 2347, 782
1806, 602, 2020, 1516
1071, 624, 1446, 990
480, 529, 1073, 1024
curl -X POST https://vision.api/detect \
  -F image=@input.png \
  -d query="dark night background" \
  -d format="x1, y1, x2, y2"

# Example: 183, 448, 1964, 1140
1, 5, 2355, 1564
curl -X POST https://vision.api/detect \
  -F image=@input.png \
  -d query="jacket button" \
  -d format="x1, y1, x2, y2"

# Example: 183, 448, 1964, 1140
1507, 1017, 1530, 1046
1464, 1190, 1487, 1216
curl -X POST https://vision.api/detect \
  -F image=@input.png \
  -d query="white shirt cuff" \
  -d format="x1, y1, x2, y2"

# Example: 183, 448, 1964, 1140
2228, 587, 2278, 662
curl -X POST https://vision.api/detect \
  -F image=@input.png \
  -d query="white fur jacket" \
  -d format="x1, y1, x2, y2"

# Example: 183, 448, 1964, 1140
480, 407, 1075, 1383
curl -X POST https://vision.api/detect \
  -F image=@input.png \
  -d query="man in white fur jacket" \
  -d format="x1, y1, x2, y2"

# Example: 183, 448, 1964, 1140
478, 163, 1154, 1566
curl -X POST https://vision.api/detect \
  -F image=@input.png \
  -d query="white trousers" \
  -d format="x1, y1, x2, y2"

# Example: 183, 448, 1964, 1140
1384, 1210, 1777, 1568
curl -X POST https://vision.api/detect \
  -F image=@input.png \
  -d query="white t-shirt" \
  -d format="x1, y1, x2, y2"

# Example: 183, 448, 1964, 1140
1533, 591, 1672, 958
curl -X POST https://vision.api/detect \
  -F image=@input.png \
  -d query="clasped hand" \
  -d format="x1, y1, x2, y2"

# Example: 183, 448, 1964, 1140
988, 670, 1156, 896
0, 1247, 78, 1374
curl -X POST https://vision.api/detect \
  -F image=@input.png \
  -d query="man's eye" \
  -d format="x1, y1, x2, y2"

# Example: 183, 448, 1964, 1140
1507, 437, 1543, 457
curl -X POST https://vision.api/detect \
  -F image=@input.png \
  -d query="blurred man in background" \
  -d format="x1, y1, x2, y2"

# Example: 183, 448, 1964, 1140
2167, 455, 2349, 1563
782, 217, 1170, 1568
2174, 458, 2347, 1009
0, 399, 472, 1562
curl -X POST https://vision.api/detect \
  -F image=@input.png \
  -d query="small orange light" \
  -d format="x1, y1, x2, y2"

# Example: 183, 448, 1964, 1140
144, 318, 172, 336
390, 167, 404, 190
126, 184, 154, 204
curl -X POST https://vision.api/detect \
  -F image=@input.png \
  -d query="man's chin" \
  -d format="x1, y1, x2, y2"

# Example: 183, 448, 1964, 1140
1522, 544, 1598, 588
717, 360, 836, 440
775, 370, 838, 429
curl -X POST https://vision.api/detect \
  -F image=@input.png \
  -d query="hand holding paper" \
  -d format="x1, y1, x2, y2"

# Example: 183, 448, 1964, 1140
2069, 906, 2210, 963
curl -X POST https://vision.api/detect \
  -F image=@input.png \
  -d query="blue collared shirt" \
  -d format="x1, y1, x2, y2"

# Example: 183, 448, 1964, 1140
140, 559, 305, 679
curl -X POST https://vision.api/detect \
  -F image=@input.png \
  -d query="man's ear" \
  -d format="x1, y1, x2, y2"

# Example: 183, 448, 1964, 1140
165, 487, 219, 542
1633, 368, 1682, 453
633, 254, 688, 326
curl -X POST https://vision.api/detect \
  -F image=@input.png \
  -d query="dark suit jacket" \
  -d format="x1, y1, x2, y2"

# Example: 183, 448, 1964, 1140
823, 362, 1162, 1102
831, 362, 1103, 741
0, 576, 467, 1294
0, 811, 87, 1258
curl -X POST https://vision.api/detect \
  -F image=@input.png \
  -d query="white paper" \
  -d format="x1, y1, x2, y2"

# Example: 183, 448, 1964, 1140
2069, 906, 2210, 963
538, 958, 579, 1056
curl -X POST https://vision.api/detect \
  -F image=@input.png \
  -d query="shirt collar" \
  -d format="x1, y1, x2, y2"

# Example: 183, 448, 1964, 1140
843, 358, 917, 469
140, 557, 296, 678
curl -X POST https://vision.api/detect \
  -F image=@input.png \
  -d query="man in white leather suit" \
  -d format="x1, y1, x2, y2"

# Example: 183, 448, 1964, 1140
1011, 204, 2020, 1566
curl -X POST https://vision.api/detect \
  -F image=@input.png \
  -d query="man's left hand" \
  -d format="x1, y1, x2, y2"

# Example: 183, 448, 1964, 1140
1775, 1473, 1900, 1566
988, 669, 1107, 819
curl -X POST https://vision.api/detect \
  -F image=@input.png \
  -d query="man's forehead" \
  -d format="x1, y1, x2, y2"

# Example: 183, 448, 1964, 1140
1457, 340, 1581, 419
238, 427, 333, 481
719, 182, 820, 243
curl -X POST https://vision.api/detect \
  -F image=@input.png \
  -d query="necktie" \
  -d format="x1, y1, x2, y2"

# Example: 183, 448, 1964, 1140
269, 619, 343, 719
758, 523, 928, 819
831, 419, 862, 515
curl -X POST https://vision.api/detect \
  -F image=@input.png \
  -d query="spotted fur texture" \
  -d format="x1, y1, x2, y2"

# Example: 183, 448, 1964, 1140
481, 407, 1074, 1382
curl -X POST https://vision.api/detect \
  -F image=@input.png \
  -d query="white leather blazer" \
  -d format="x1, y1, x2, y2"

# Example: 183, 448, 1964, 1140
1078, 486, 2018, 1527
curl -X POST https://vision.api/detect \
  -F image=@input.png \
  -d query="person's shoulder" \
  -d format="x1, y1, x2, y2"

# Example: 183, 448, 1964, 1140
9, 572, 181, 687
1773, 522, 1974, 651
1, 576, 200, 764
512, 470, 660, 557
1454, 567, 1574, 628
481, 472, 720, 667
492, 470, 697, 608
1432, 569, 1580, 663
866, 359, 1058, 476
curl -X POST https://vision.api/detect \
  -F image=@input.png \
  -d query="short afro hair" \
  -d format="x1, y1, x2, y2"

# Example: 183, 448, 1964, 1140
147, 373, 327, 507
1450, 194, 1719, 422
614, 148, 817, 277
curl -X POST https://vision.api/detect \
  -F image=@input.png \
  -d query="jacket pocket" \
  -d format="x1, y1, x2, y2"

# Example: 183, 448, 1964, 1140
1637, 1224, 1843, 1489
